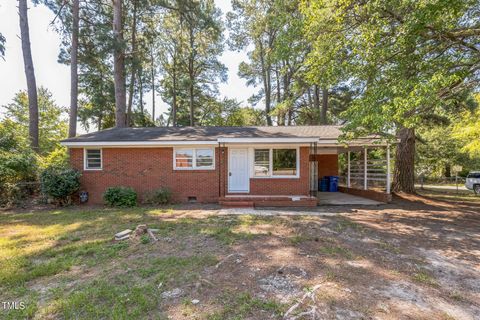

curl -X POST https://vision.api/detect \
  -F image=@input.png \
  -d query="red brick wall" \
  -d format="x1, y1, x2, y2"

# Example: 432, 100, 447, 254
311, 154, 339, 179
248, 147, 310, 196
69, 146, 312, 204
70, 147, 221, 204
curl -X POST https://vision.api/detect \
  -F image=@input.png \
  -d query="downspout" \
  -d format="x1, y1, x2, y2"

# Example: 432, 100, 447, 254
309, 141, 319, 197
223, 143, 227, 197
364, 147, 368, 190
386, 143, 391, 194
218, 142, 221, 200
347, 150, 351, 188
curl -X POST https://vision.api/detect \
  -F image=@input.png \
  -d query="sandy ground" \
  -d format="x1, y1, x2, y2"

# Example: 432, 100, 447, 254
3, 193, 479, 319
144, 194, 480, 319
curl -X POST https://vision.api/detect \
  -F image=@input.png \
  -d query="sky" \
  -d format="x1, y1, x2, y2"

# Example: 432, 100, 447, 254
0, 0, 256, 132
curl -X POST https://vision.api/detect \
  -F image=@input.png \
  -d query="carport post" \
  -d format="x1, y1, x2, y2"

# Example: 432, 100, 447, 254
386, 144, 391, 194
347, 151, 351, 188
364, 147, 368, 190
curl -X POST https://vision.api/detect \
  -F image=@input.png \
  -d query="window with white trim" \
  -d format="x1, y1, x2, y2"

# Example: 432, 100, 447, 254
174, 148, 214, 169
273, 149, 297, 176
85, 149, 102, 170
254, 149, 270, 177
254, 148, 298, 177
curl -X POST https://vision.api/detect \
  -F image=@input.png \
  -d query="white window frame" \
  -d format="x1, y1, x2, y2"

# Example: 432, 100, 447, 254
84, 148, 103, 171
252, 147, 299, 179
173, 147, 215, 170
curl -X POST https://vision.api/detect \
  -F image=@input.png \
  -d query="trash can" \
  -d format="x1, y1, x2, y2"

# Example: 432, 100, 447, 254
319, 178, 328, 192
79, 191, 89, 203
327, 176, 339, 192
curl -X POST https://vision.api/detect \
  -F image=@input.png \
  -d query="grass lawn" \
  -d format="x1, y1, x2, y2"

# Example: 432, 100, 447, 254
1, 197, 479, 319
0, 207, 283, 319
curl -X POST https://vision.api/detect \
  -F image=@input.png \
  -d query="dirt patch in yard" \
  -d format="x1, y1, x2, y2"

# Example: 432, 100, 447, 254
1, 194, 479, 319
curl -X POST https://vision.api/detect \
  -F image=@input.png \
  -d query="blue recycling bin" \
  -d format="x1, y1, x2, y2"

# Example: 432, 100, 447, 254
327, 176, 339, 192
319, 178, 328, 192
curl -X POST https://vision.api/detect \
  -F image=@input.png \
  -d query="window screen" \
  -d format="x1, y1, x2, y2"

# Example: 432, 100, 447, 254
196, 149, 214, 168
175, 149, 193, 168
272, 149, 297, 176
175, 148, 214, 169
85, 149, 102, 169
254, 149, 270, 176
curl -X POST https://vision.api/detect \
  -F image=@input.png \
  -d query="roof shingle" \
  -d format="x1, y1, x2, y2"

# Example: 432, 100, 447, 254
62, 125, 344, 143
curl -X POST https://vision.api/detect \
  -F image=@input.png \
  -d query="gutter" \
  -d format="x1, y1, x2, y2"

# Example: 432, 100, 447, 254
61, 137, 398, 148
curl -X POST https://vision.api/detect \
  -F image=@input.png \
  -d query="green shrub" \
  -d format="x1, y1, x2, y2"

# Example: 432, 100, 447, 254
40, 167, 81, 206
103, 186, 137, 207
0, 146, 38, 207
0, 151, 37, 186
0, 183, 27, 207
40, 147, 69, 169
143, 187, 172, 205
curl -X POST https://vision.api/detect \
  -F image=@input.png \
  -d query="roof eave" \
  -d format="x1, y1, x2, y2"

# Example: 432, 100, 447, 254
217, 137, 321, 143
61, 137, 396, 148
60, 140, 218, 147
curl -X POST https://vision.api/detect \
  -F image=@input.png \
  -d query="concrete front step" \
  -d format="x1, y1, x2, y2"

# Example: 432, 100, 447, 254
220, 195, 317, 208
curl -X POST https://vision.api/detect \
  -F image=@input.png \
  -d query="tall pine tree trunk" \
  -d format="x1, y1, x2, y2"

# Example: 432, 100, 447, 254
188, 25, 195, 126
259, 41, 272, 126
313, 85, 320, 124
68, 0, 79, 137
307, 87, 314, 124
18, 0, 39, 151
150, 46, 155, 124
444, 164, 451, 178
113, 0, 126, 127
275, 66, 282, 124
275, 67, 281, 104
392, 127, 416, 193
281, 65, 290, 126
264, 66, 272, 126
321, 87, 328, 124
138, 67, 144, 126
98, 73, 104, 130
172, 56, 177, 127
188, 76, 194, 126
126, 0, 137, 127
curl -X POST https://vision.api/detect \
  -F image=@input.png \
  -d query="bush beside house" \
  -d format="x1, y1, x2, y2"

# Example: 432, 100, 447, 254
103, 187, 137, 207
40, 167, 81, 206
143, 188, 172, 205
0, 151, 38, 207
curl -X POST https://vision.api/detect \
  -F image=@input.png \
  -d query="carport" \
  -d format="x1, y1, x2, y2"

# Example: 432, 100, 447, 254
310, 137, 393, 204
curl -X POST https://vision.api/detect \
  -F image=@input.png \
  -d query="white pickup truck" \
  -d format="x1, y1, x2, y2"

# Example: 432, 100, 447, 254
465, 172, 480, 194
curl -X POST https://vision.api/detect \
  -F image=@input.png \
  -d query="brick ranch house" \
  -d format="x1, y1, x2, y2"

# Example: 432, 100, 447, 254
61, 126, 392, 207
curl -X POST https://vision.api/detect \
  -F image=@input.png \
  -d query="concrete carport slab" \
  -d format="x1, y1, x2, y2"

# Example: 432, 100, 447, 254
317, 192, 382, 205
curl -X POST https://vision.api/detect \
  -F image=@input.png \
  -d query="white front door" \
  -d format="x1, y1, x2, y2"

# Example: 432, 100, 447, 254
228, 148, 249, 192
